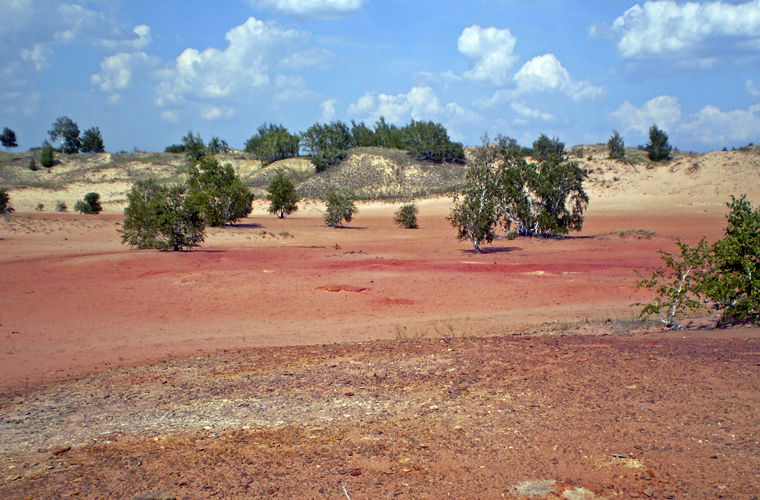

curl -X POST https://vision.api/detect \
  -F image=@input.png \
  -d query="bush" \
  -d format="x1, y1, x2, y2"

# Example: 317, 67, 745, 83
121, 179, 205, 251
394, 203, 419, 229
0, 188, 10, 214
403, 120, 465, 164
186, 155, 253, 226
182, 130, 207, 163
74, 192, 102, 214
207, 136, 229, 154
164, 144, 185, 154
56, 200, 67, 212
607, 130, 625, 160
80, 127, 105, 153
35, 203, 44, 211
324, 190, 358, 227
531, 134, 565, 162
40, 141, 54, 168
245, 124, 299, 166
29, 158, 38, 171
266, 169, 299, 218
300, 121, 354, 172
48, 116, 81, 154
645, 124, 672, 162
637, 195, 760, 328
1, 127, 17, 149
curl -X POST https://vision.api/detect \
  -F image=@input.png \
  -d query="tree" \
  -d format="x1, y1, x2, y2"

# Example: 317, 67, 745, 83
266, 170, 299, 218
373, 117, 406, 149
74, 192, 102, 214
531, 134, 565, 162
1, 127, 17, 149
245, 124, 299, 166
48, 116, 81, 154
402, 120, 465, 163
394, 203, 419, 229
645, 124, 672, 162
80, 127, 105, 153
182, 130, 206, 163
0, 188, 10, 214
121, 179, 205, 251
637, 195, 760, 328
324, 190, 358, 227
207, 136, 229, 154
300, 121, 353, 172
607, 130, 625, 160
350, 120, 376, 147
40, 141, 55, 167
186, 155, 253, 226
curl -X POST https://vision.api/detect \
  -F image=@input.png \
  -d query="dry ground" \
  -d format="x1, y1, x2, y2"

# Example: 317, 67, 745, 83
1, 201, 759, 498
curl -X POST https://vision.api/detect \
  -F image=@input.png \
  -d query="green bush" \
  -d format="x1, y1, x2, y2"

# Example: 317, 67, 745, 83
324, 190, 358, 227
164, 144, 185, 154
645, 124, 672, 162
74, 192, 102, 214
1, 127, 17, 149
403, 120, 465, 164
186, 155, 253, 226
245, 124, 299, 166
80, 127, 105, 153
300, 121, 353, 172
394, 203, 419, 229
56, 200, 67, 212
40, 141, 54, 168
207, 136, 229, 154
266, 169, 299, 218
0, 188, 10, 214
48, 116, 81, 154
29, 158, 38, 171
607, 130, 625, 160
182, 130, 207, 163
531, 134, 565, 162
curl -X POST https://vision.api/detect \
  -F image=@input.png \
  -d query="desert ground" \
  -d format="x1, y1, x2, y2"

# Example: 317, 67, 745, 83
1, 150, 760, 498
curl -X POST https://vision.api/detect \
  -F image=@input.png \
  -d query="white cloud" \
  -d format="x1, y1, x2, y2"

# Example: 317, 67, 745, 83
679, 104, 760, 145
99, 24, 153, 52
201, 105, 235, 121
611, 1, 760, 63
510, 102, 554, 122
747, 79, 760, 97
610, 95, 682, 134
281, 47, 337, 70
160, 110, 179, 123
321, 98, 338, 120
91, 52, 159, 92
458, 25, 519, 86
20, 43, 52, 71
348, 85, 443, 123
513, 54, 605, 101
156, 17, 306, 105
250, 0, 365, 17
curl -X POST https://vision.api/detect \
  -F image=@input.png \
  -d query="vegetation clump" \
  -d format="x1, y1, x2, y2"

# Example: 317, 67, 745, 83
0, 188, 10, 214
324, 190, 357, 227
80, 127, 105, 153
74, 192, 102, 214
186, 155, 253, 226
40, 141, 55, 168
1, 127, 17, 149
246, 123, 299, 166
266, 170, 299, 218
48, 116, 81, 154
394, 203, 419, 229
645, 124, 672, 162
607, 130, 625, 160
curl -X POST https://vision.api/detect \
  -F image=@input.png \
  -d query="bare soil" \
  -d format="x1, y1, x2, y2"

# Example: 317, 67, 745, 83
1, 207, 759, 498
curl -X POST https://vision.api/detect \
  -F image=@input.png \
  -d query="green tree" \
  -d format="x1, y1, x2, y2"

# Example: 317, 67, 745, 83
245, 123, 299, 166
373, 117, 406, 149
80, 127, 105, 153
324, 189, 358, 227
121, 179, 205, 251
645, 124, 672, 162
402, 120, 465, 163
350, 120, 376, 147
207, 136, 229, 154
531, 134, 565, 162
0, 188, 10, 214
394, 203, 419, 229
164, 144, 185, 154
186, 155, 253, 226
607, 130, 625, 160
266, 170, 299, 218
40, 140, 55, 167
182, 130, 207, 163
300, 121, 353, 172
74, 192, 102, 214
1, 127, 17, 149
48, 116, 81, 154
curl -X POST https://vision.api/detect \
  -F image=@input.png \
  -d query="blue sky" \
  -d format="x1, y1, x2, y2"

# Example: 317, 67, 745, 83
2, 0, 760, 153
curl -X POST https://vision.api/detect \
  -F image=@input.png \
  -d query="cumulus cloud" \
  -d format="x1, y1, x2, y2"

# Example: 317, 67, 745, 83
610, 95, 682, 134
510, 102, 554, 122
679, 104, 760, 145
348, 85, 444, 123
513, 54, 605, 101
156, 17, 306, 105
610, 1, 760, 64
160, 110, 179, 123
747, 79, 760, 97
458, 25, 519, 86
99, 25, 153, 52
250, 0, 365, 17
201, 105, 235, 121
91, 52, 160, 92
321, 98, 338, 120
20, 43, 52, 71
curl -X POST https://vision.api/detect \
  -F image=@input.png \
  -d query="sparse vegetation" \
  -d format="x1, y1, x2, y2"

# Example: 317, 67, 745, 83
324, 189, 357, 227
266, 169, 299, 218
394, 203, 419, 229
645, 124, 672, 162
74, 192, 102, 214
607, 130, 625, 160
35, 203, 44, 211
206, 136, 229, 155
186, 155, 253, 226
56, 200, 67, 212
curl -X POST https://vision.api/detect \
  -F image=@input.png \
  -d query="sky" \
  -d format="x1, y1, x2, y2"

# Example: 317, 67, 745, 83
2, 0, 760, 153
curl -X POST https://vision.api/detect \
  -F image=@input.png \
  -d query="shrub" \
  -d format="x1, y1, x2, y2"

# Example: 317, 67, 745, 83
182, 130, 207, 163
186, 155, 253, 226
29, 158, 38, 171
121, 179, 205, 251
207, 136, 229, 154
403, 120, 465, 163
324, 190, 358, 227
35, 203, 44, 211
607, 130, 625, 160
40, 141, 54, 168
56, 200, 67, 212
394, 203, 419, 229
300, 121, 354, 172
80, 127, 105, 153
0, 188, 10, 214
531, 134, 565, 162
645, 124, 672, 162
245, 124, 299, 166
1, 127, 17, 149
164, 144, 185, 154
266, 169, 299, 218
48, 116, 81, 154
74, 192, 102, 214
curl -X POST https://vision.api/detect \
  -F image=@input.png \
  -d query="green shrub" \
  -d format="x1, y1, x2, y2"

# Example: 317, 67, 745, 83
245, 124, 299, 166
394, 203, 419, 229
0, 188, 10, 214
324, 190, 357, 227
645, 124, 672, 162
40, 141, 54, 168
35, 203, 44, 211
75, 192, 102, 214
607, 130, 625, 160
186, 155, 253, 226
29, 158, 38, 171
403, 120, 465, 163
56, 200, 67, 212
266, 169, 299, 218
80, 127, 105, 153
164, 144, 185, 154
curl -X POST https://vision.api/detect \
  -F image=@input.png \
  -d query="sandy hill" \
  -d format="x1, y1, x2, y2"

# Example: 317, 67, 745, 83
1, 146, 758, 213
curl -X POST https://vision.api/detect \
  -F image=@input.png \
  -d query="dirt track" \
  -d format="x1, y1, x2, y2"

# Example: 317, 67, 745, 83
1, 208, 759, 498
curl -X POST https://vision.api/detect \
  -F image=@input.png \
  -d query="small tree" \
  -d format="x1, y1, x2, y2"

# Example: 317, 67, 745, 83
121, 179, 205, 251
80, 127, 105, 153
394, 203, 419, 229
56, 200, 67, 212
48, 116, 81, 154
40, 141, 55, 167
74, 192, 102, 214
29, 158, 38, 171
531, 134, 565, 162
373, 117, 406, 149
607, 130, 625, 160
645, 124, 672, 162
186, 155, 253, 226
0, 188, 10, 214
350, 120, 377, 147
402, 120, 465, 164
300, 121, 354, 172
246, 124, 299, 166
182, 130, 206, 163
324, 190, 357, 227
1, 127, 17, 149
266, 170, 299, 218
207, 136, 229, 154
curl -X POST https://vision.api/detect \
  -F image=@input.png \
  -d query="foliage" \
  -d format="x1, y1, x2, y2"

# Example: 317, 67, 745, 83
56, 200, 67, 212
266, 169, 299, 218
0, 188, 9, 214
245, 123, 299, 166
40, 141, 55, 167
373, 117, 406, 149
75, 192, 102, 214
324, 189, 358, 227
164, 144, 185, 154
394, 203, 419, 229
350, 120, 377, 147
29, 158, 38, 171
645, 124, 672, 162
186, 155, 253, 226
182, 130, 207, 163
48, 116, 81, 154
80, 127, 105, 153
637, 195, 760, 328
403, 120, 465, 163
531, 134, 565, 162
121, 179, 205, 251
607, 130, 625, 160
300, 121, 353, 172
207, 136, 229, 155
1, 127, 17, 149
